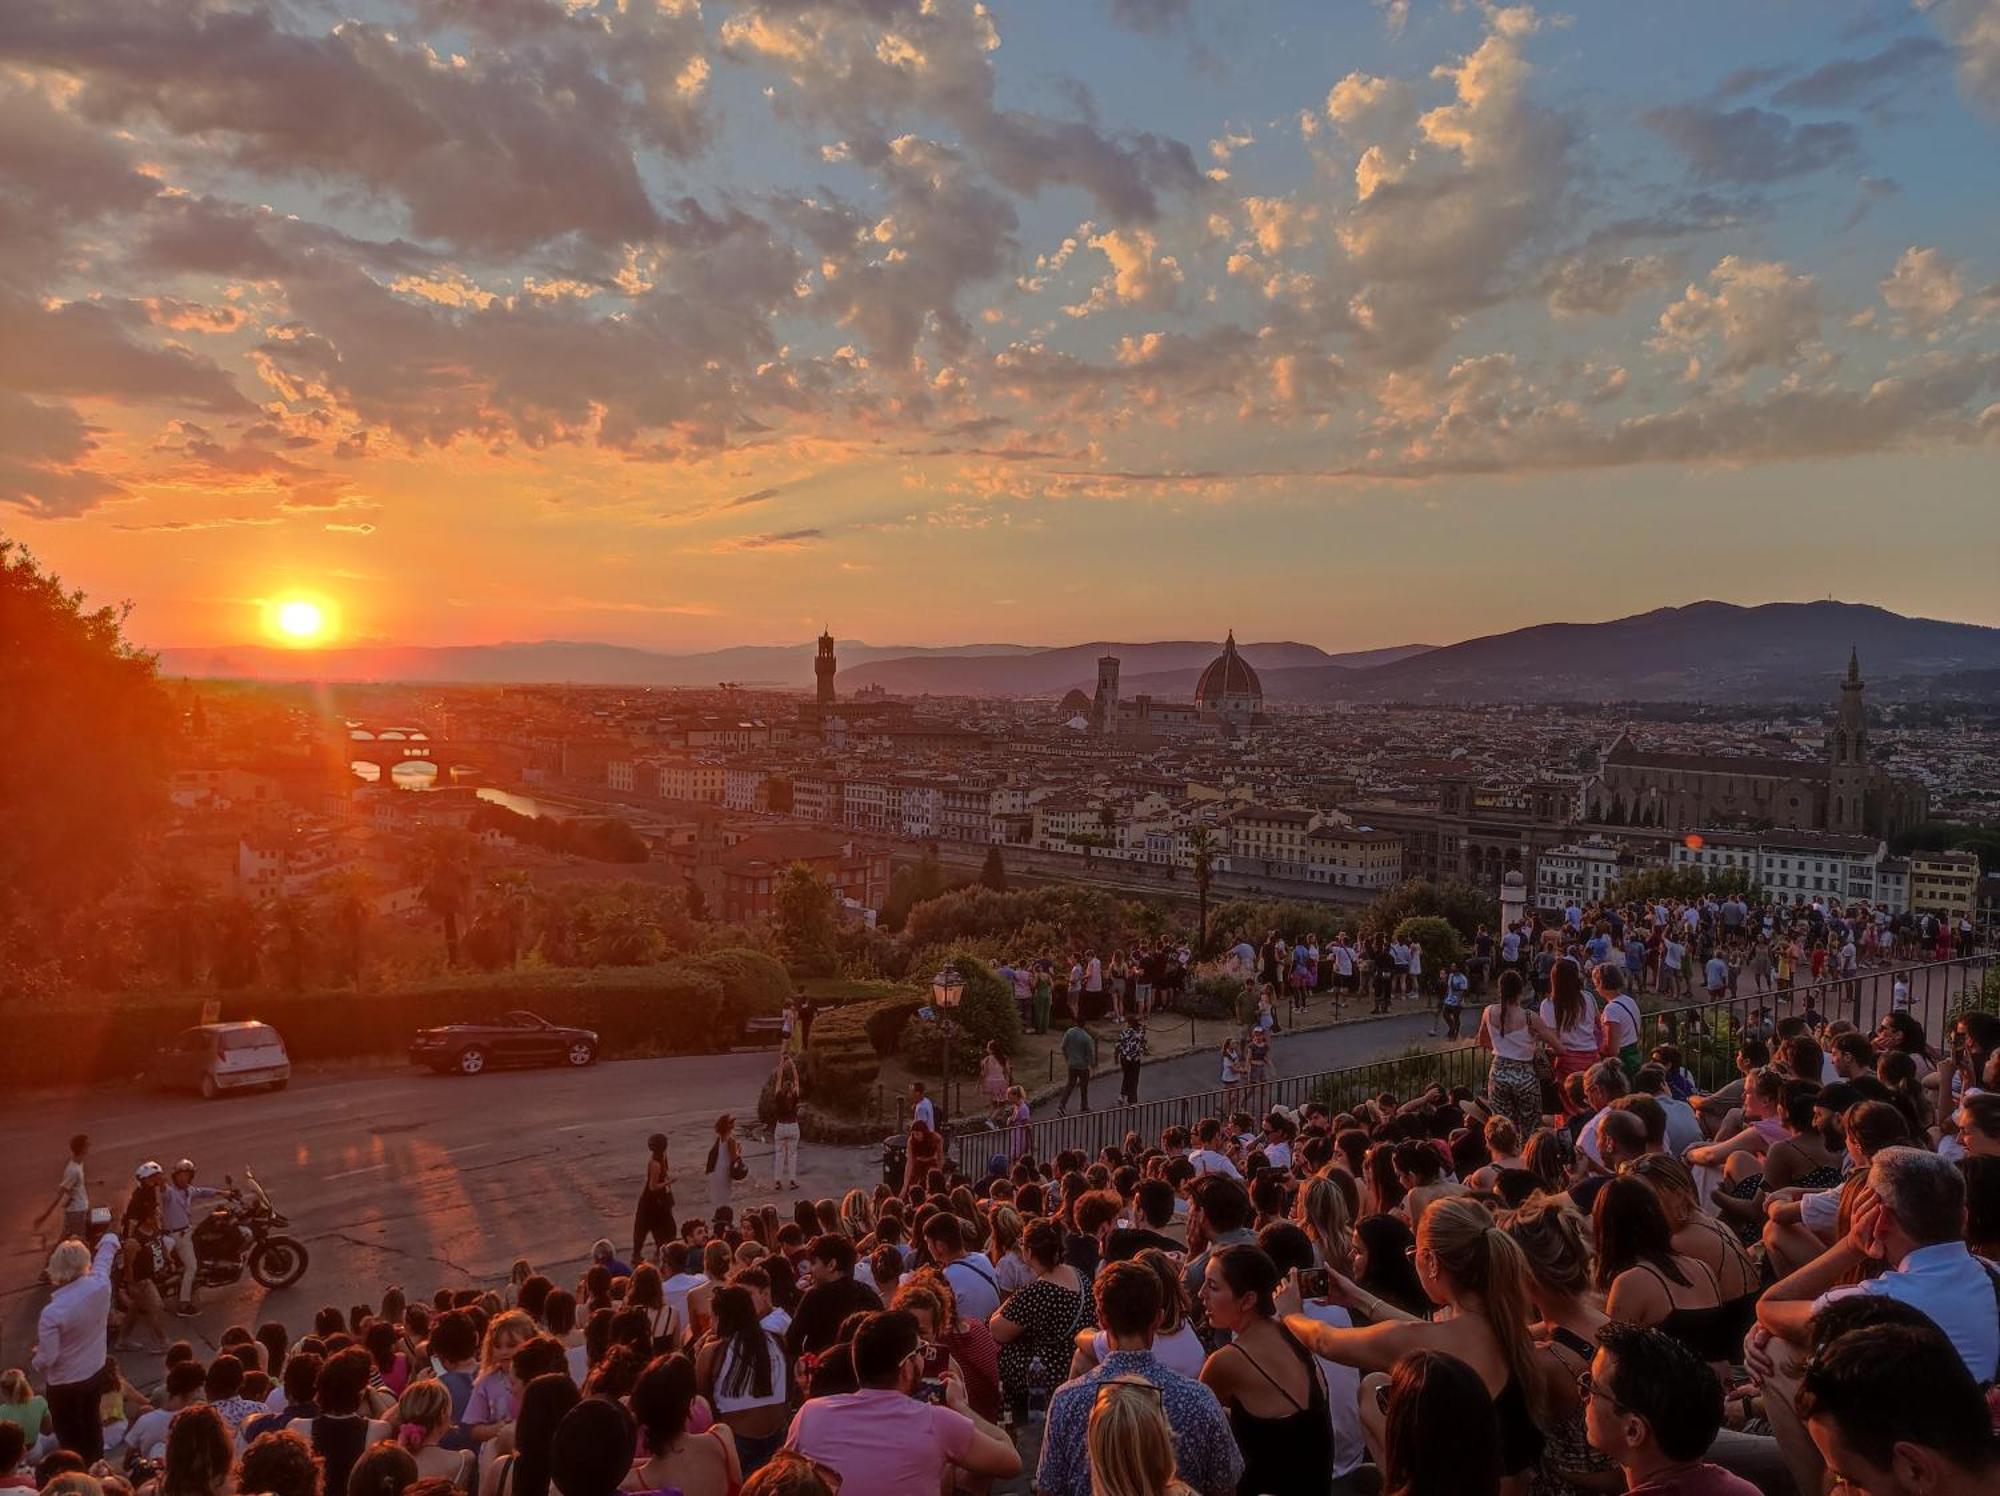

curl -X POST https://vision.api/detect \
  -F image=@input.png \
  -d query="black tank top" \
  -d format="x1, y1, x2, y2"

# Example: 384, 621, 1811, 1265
311, 1414, 369, 1496
1225, 1325, 1333, 1496
1493, 1374, 1545, 1476
1639, 1261, 1742, 1365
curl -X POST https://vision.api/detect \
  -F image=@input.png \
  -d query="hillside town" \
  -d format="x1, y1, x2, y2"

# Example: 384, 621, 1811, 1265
159, 635, 2000, 939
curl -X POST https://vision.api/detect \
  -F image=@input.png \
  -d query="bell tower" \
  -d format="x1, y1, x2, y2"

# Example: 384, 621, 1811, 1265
1092, 654, 1120, 734
1827, 647, 1868, 834
815, 629, 836, 709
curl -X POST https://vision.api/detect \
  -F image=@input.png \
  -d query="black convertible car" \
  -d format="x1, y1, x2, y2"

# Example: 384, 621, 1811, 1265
410, 1011, 600, 1075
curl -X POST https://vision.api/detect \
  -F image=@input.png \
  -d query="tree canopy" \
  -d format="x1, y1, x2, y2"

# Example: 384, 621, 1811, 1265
0, 541, 173, 925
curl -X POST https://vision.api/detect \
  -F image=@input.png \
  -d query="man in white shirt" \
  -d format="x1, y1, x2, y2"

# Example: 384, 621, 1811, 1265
921, 1214, 1001, 1323
909, 1082, 935, 1132
1753, 1147, 2000, 1495
34, 1231, 120, 1459
1703, 951, 1730, 999
33, 1133, 91, 1243
1186, 1120, 1242, 1179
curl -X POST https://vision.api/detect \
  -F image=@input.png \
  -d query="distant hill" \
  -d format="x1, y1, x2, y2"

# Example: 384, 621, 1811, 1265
150, 639, 1038, 688
842, 641, 1434, 696
1263, 601, 2000, 704
149, 602, 2000, 701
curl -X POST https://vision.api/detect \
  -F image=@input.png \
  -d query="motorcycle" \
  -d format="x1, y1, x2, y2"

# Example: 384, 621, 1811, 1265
185, 1169, 310, 1292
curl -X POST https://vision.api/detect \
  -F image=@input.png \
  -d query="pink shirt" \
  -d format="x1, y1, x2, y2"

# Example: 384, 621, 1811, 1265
785, 1388, 976, 1496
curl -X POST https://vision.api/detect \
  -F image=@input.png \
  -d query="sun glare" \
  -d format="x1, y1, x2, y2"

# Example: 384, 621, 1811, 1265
268, 595, 334, 646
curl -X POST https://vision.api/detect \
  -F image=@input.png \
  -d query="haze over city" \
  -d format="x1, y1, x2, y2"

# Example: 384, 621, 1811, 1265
5, 0, 2000, 652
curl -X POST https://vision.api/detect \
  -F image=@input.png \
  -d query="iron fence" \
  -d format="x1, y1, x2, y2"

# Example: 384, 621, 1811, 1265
947, 951, 1996, 1174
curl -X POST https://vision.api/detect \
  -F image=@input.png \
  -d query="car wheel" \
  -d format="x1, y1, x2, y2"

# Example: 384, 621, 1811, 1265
566, 1041, 597, 1068
456, 1046, 488, 1076
199, 1073, 219, 1100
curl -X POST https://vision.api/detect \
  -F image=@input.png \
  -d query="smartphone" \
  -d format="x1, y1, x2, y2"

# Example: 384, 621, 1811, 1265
1298, 1268, 1331, 1299
921, 1343, 950, 1378
919, 1376, 948, 1405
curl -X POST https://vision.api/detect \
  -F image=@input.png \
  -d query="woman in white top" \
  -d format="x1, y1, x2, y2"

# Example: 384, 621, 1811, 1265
1479, 970, 1561, 1135
691, 1286, 784, 1478
1538, 958, 1600, 1119
1066, 1250, 1207, 1380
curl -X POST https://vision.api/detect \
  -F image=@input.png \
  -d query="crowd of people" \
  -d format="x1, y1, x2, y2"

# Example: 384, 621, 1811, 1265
11, 891, 1994, 1496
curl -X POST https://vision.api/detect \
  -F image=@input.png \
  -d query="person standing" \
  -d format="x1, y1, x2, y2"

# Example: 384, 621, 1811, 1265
909, 1082, 936, 1133
771, 1057, 802, 1192
1115, 1016, 1148, 1107
979, 1042, 1012, 1123
1058, 1021, 1096, 1116
1441, 964, 1468, 1040
33, 1135, 91, 1246
634, 1133, 677, 1265
34, 1230, 120, 1459
1032, 960, 1054, 1036
1084, 950, 1105, 1018
796, 995, 818, 1052
705, 1115, 742, 1220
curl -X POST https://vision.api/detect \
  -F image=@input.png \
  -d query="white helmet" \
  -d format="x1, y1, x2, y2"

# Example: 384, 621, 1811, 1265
173, 1158, 196, 1176
135, 1161, 163, 1182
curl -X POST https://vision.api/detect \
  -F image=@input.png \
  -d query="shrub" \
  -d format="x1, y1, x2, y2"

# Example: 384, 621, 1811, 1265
676, 947, 792, 1020
1359, 880, 1497, 943
0, 964, 774, 1085
1393, 917, 1466, 987
1184, 973, 1254, 1024
898, 953, 1021, 1076
863, 999, 925, 1057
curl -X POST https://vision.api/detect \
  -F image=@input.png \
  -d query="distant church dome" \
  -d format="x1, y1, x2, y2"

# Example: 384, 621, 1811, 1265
1059, 687, 1093, 714
1195, 631, 1263, 716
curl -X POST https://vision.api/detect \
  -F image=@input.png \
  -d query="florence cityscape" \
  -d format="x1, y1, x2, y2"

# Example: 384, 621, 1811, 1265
5, 4, 2000, 1496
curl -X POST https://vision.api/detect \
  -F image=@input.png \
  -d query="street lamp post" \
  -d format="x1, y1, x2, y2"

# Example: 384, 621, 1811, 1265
932, 962, 964, 1129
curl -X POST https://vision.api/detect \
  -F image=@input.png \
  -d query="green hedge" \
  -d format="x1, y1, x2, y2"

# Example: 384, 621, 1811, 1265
898, 953, 1021, 1076
1, 950, 794, 1085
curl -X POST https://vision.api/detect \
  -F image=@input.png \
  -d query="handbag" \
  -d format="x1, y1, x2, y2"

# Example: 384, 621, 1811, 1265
730, 1153, 749, 1182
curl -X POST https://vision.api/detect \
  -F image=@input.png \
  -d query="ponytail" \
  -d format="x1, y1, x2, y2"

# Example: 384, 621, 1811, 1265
396, 1423, 427, 1452
1421, 1199, 1550, 1432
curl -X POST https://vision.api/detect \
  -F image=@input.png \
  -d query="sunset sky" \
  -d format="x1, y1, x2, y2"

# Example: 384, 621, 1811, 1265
5, 1, 2000, 652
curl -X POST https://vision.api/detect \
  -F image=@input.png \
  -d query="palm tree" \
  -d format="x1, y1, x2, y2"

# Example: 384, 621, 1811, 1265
320, 870, 375, 986
410, 828, 477, 966
1190, 825, 1216, 959
265, 895, 315, 991
148, 867, 212, 987
476, 868, 533, 968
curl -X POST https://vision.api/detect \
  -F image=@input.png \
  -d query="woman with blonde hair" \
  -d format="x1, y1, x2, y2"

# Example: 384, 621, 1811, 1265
835, 1190, 872, 1243
463, 1310, 535, 1443
1087, 1377, 1195, 1496
0, 1368, 51, 1461
392, 1380, 474, 1490
1295, 1173, 1354, 1274
1499, 1199, 1618, 1495
985, 1203, 1035, 1295
1281, 1197, 1567, 1494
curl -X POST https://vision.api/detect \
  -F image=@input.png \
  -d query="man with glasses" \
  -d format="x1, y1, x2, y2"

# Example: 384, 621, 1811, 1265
783, 1309, 1019, 1495
1580, 1322, 1757, 1494
1034, 1261, 1241, 1496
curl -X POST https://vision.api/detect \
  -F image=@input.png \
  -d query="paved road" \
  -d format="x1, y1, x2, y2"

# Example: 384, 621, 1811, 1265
1, 1050, 868, 1382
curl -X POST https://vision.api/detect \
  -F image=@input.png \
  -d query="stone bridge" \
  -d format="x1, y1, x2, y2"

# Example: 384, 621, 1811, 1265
341, 722, 459, 779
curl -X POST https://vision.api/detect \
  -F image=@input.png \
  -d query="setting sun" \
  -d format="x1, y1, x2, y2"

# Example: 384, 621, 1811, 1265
267, 596, 334, 646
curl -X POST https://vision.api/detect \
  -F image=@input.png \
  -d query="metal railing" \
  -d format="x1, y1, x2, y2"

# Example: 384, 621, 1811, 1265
947, 951, 1995, 1173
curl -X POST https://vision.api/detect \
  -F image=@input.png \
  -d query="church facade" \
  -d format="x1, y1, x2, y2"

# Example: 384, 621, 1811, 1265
1090, 633, 1270, 740
1583, 652, 1927, 838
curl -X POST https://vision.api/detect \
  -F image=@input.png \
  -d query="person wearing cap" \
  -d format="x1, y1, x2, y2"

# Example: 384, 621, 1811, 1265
159, 1159, 225, 1317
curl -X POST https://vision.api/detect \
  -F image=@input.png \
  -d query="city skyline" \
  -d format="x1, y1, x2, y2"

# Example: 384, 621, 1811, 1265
5, 1, 2000, 650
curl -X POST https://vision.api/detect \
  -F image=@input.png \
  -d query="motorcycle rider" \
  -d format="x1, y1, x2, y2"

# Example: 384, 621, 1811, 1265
159, 1158, 228, 1317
